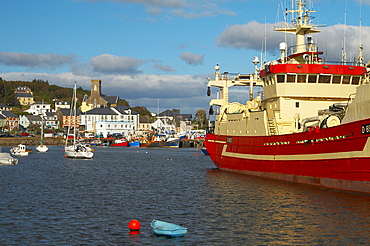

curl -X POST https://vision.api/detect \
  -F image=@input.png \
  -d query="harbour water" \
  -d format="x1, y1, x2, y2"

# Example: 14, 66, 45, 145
1, 146, 370, 245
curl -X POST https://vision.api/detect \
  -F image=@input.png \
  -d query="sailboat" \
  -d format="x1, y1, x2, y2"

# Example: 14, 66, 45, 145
36, 116, 48, 152
64, 82, 94, 159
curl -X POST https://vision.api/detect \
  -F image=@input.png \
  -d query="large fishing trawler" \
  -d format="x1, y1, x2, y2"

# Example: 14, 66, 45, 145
205, 0, 370, 193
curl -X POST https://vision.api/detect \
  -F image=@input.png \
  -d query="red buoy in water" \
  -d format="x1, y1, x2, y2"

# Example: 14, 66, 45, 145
128, 219, 141, 231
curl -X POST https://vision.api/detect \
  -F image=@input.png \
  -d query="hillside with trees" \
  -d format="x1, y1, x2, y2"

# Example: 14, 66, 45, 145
0, 78, 152, 116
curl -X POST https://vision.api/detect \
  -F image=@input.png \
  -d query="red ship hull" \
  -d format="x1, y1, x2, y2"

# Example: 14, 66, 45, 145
110, 141, 129, 147
205, 118, 370, 194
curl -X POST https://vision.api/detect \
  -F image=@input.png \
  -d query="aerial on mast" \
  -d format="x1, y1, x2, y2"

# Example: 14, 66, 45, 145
274, 0, 320, 55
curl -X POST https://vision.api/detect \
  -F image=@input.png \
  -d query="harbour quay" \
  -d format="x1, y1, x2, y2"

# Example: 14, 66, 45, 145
179, 138, 204, 148
0, 137, 204, 148
0, 137, 64, 147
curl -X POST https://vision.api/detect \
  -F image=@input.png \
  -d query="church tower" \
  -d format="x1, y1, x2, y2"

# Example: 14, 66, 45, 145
90, 79, 101, 108
80, 79, 119, 112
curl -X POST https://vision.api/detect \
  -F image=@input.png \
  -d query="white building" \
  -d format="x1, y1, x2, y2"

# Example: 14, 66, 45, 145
19, 115, 42, 130
80, 105, 139, 137
44, 112, 59, 129
55, 101, 70, 111
152, 118, 176, 133
25, 102, 53, 115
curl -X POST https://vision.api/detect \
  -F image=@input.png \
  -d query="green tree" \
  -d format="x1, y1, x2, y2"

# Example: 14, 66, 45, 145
194, 109, 207, 128
172, 108, 180, 114
117, 98, 130, 107
132, 106, 151, 116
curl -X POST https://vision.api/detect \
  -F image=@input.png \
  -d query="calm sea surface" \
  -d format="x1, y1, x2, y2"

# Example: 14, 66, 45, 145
0, 146, 370, 245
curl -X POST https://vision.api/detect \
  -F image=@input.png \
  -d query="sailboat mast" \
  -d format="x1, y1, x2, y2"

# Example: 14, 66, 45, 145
40, 116, 43, 144
73, 82, 77, 146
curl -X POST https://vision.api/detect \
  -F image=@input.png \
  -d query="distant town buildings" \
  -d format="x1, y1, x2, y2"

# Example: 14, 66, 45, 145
56, 108, 82, 130
55, 101, 70, 111
14, 86, 35, 106
25, 102, 52, 116
80, 105, 139, 137
0, 79, 195, 135
1, 111, 19, 132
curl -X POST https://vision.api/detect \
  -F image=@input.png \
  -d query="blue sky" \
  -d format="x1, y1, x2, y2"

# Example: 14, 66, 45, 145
1, 0, 370, 115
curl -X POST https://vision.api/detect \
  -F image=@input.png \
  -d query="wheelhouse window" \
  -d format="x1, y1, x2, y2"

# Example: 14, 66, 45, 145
262, 77, 268, 86
277, 75, 285, 83
297, 75, 306, 83
308, 75, 317, 83
342, 76, 351, 84
318, 75, 331, 83
352, 76, 360, 85
332, 76, 341, 84
286, 74, 296, 83
270, 76, 276, 85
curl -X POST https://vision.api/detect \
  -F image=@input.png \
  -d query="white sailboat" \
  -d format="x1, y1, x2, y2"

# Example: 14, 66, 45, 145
64, 82, 94, 159
36, 116, 48, 152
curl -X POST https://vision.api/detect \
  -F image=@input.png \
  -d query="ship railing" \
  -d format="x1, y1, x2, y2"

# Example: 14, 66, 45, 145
287, 43, 317, 56
286, 44, 364, 66
220, 72, 251, 81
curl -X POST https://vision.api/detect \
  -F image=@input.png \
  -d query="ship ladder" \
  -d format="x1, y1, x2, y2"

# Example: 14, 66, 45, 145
268, 119, 277, 136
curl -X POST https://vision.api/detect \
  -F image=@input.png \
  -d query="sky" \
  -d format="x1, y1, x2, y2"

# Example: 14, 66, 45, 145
1, 0, 370, 116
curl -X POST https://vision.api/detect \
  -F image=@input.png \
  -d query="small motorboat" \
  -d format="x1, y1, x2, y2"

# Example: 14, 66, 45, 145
10, 144, 29, 156
150, 220, 188, 237
0, 152, 18, 165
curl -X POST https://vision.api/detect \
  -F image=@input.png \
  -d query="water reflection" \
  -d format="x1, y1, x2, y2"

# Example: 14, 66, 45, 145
0, 147, 369, 245
203, 169, 370, 245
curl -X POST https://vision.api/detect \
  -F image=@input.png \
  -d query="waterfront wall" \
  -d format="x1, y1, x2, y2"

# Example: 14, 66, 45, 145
179, 139, 204, 148
0, 137, 65, 147
0, 137, 204, 148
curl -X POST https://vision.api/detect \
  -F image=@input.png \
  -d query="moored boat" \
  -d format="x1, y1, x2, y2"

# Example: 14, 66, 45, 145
64, 82, 94, 159
205, 0, 370, 194
110, 138, 129, 147
129, 140, 140, 147
36, 144, 48, 153
36, 119, 48, 152
10, 144, 29, 156
150, 220, 187, 237
148, 134, 180, 148
0, 152, 18, 165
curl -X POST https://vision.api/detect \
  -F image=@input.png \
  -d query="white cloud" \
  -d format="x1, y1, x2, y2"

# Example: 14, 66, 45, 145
145, 6, 163, 15
0, 51, 75, 70
77, 0, 236, 19
152, 64, 176, 72
0, 72, 209, 115
90, 54, 144, 74
216, 21, 370, 62
180, 51, 205, 65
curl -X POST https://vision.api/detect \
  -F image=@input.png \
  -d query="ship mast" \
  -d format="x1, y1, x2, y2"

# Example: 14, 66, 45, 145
274, 0, 320, 55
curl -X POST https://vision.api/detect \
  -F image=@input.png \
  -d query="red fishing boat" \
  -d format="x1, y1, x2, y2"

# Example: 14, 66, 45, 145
205, 0, 370, 193
110, 138, 129, 147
